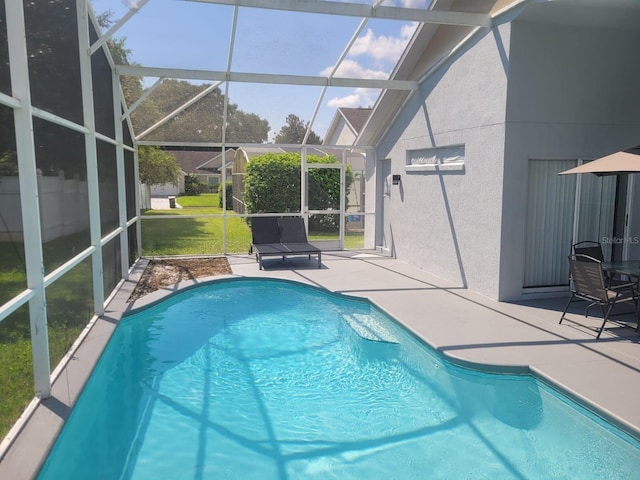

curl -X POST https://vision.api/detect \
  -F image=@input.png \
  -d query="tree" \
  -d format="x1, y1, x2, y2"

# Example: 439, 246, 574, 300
99, 11, 160, 134
102, 22, 268, 143
225, 110, 271, 144
274, 114, 322, 145
139, 80, 270, 143
137, 146, 180, 186
99, 12, 269, 144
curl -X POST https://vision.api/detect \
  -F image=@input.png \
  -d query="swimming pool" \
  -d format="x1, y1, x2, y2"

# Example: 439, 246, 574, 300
38, 278, 640, 479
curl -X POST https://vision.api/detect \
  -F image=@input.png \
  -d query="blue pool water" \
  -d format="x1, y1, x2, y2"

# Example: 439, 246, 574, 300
39, 279, 640, 479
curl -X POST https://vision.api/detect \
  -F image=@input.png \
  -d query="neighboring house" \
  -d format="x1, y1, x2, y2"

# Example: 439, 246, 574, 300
356, 0, 640, 301
323, 107, 372, 146
150, 149, 234, 196
196, 149, 235, 188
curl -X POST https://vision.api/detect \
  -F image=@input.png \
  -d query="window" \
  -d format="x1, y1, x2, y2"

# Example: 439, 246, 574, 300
406, 145, 465, 172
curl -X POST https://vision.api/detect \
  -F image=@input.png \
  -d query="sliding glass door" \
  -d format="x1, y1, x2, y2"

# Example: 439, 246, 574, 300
524, 159, 621, 289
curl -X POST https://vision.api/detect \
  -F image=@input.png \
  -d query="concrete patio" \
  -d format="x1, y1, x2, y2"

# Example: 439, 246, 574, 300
1, 251, 639, 478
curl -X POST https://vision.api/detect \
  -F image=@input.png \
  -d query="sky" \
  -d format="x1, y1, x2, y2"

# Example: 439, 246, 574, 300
90, 0, 428, 142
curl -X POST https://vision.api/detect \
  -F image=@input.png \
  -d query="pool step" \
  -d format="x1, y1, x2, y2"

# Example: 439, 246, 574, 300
343, 313, 399, 344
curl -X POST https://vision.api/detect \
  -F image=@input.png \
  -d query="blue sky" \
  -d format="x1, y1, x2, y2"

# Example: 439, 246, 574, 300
90, 0, 424, 141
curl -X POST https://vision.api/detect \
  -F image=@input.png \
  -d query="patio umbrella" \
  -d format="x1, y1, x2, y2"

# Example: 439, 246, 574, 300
559, 145, 640, 176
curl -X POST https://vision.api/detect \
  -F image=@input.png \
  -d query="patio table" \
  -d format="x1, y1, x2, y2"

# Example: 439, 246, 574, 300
602, 260, 640, 279
602, 260, 640, 331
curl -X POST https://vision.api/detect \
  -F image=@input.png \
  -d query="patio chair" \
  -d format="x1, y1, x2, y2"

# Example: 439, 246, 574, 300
572, 241, 605, 262
559, 254, 639, 339
572, 240, 626, 286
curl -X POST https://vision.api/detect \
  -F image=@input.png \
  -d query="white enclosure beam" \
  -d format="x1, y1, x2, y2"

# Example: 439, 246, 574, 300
77, 0, 105, 315
6, 0, 51, 398
133, 149, 142, 260
122, 76, 164, 121
117, 65, 418, 91
0, 91, 20, 109
187, 0, 492, 27
0, 290, 35, 325
31, 106, 89, 135
221, 5, 239, 251
113, 70, 130, 279
339, 149, 346, 250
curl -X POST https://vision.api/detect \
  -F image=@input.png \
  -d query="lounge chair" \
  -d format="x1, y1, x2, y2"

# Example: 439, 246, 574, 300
250, 216, 322, 270
559, 254, 638, 339
250, 216, 281, 249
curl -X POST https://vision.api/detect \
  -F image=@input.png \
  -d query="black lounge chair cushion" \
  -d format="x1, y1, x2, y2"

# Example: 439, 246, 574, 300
251, 217, 281, 244
279, 217, 309, 243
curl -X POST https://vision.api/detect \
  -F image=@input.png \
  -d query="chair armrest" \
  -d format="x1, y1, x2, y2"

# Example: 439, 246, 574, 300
609, 281, 638, 291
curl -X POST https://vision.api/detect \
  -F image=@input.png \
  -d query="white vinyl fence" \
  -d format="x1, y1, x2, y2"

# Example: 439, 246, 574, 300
0, 171, 89, 242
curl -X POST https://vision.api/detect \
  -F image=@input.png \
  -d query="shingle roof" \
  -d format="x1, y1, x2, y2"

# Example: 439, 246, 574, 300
169, 151, 218, 175
340, 107, 372, 134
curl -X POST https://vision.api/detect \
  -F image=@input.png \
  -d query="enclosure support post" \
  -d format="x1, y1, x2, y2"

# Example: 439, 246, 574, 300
77, 0, 105, 314
339, 150, 346, 250
113, 70, 129, 278
6, 0, 51, 397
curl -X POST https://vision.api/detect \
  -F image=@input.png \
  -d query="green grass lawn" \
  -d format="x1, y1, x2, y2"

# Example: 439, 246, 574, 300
142, 194, 252, 255
143, 193, 364, 253
174, 193, 219, 208
0, 237, 94, 440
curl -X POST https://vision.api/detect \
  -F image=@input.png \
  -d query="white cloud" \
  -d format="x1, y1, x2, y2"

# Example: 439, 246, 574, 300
320, 21, 418, 112
327, 88, 378, 108
349, 24, 417, 64
320, 60, 388, 80
327, 94, 361, 108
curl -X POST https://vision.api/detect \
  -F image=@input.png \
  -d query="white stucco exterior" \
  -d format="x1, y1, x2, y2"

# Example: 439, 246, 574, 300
376, 22, 510, 299
500, 14, 640, 300
372, 2, 640, 301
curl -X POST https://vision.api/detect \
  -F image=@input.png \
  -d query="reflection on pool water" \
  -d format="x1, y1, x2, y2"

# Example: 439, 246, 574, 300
38, 278, 640, 479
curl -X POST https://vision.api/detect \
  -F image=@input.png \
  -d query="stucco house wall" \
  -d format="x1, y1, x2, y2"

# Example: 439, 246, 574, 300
376, 23, 510, 299
499, 17, 640, 300
375, 2, 640, 301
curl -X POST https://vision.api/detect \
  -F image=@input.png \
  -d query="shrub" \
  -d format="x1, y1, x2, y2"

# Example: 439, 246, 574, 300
184, 173, 205, 196
218, 181, 233, 209
244, 153, 353, 232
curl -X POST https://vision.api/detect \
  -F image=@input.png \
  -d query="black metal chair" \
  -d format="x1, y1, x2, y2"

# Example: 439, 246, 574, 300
572, 240, 626, 286
560, 254, 638, 339
572, 240, 605, 262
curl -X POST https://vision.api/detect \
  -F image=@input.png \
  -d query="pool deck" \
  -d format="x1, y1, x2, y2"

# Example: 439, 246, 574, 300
2, 251, 640, 478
